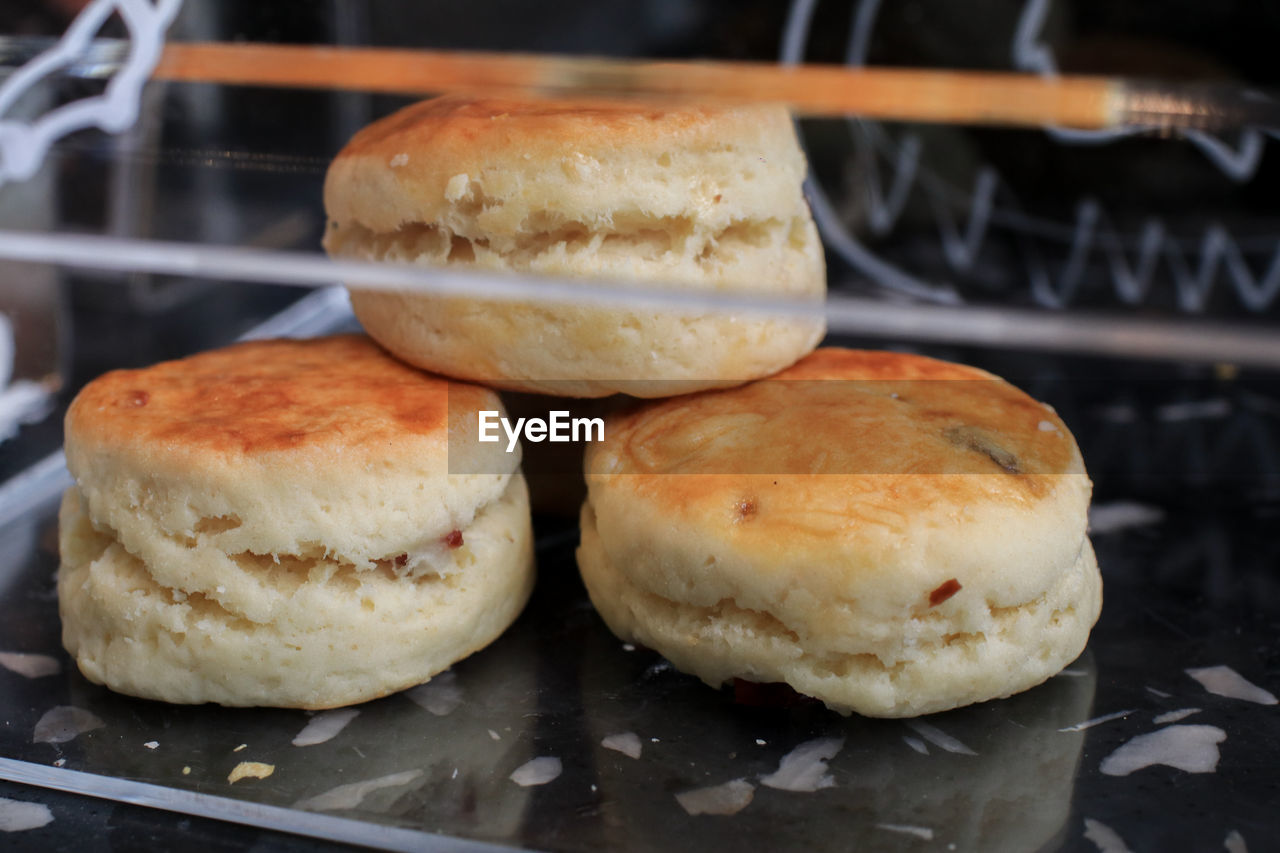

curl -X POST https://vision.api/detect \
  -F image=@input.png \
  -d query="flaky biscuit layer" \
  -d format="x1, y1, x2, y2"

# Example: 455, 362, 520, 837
60, 336, 535, 707
324, 96, 825, 397
578, 349, 1100, 716
59, 475, 534, 709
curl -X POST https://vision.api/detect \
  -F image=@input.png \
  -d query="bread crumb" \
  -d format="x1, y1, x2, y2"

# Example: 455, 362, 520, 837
675, 779, 755, 816
509, 756, 561, 787
0, 651, 61, 678
444, 173, 470, 201
601, 732, 642, 760
182, 766, 191, 775
233, 743, 247, 752
389, 153, 409, 167
228, 761, 275, 784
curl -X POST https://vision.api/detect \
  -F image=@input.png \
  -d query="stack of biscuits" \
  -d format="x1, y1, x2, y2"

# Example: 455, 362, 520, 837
59, 94, 1099, 716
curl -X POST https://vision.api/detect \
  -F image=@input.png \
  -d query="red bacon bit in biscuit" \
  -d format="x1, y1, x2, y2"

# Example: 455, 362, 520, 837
393, 554, 409, 568
928, 578, 962, 607
443, 529, 464, 548
125, 389, 150, 407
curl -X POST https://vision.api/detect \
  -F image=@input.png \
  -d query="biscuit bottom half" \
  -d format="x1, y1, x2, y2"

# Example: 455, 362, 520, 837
57, 475, 534, 709
578, 502, 1101, 718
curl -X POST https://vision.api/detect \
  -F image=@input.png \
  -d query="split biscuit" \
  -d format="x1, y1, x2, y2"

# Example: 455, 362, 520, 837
324, 95, 825, 397
578, 348, 1100, 717
59, 335, 534, 708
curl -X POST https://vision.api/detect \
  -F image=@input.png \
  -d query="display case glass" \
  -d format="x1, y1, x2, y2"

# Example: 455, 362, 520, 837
0, 2, 1277, 850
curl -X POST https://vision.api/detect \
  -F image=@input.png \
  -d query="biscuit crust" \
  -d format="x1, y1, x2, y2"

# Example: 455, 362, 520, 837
325, 96, 815, 240
324, 96, 825, 397
60, 477, 534, 709
65, 336, 517, 609
60, 335, 534, 707
578, 348, 1099, 716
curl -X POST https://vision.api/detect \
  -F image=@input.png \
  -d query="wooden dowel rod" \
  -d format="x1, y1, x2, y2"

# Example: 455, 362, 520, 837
152, 43, 1122, 129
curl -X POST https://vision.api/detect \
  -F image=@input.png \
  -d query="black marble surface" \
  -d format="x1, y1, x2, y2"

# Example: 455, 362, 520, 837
1, 284, 1278, 852
0, 263, 1276, 852
1, 492, 1278, 852
2, 0, 1279, 847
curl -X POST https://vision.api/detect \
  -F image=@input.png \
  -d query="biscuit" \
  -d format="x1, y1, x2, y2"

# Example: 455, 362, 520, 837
59, 335, 534, 708
577, 348, 1100, 717
324, 95, 825, 397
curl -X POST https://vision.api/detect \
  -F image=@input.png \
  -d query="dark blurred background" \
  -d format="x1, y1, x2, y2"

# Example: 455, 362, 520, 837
0, 0, 1277, 508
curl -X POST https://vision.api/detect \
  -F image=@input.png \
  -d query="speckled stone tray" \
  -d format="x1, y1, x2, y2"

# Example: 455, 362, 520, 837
1, 498, 1278, 851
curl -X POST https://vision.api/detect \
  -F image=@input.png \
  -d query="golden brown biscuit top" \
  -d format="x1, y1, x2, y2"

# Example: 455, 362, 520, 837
587, 348, 1088, 529
322, 94, 807, 237
66, 335, 496, 459
334, 94, 785, 164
